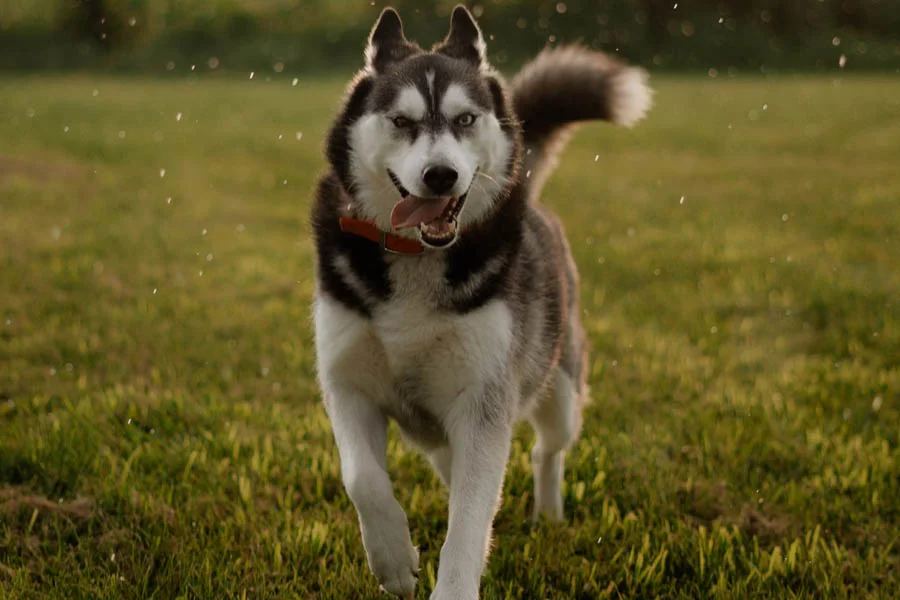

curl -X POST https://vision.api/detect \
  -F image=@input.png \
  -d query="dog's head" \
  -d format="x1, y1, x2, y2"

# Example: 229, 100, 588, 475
327, 6, 519, 249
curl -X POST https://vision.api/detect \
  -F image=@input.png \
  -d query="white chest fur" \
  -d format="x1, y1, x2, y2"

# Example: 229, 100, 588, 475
314, 257, 514, 426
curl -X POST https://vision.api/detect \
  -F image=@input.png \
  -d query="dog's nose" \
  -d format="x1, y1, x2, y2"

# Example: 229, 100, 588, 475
422, 165, 458, 195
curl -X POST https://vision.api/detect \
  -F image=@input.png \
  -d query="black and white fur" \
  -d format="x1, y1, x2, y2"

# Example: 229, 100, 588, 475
311, 6, 651, 599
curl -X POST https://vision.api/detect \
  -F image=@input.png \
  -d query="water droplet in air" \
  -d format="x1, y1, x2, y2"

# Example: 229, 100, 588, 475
206, 253, 213, 262
594, 154, 599, 161
673, 2, 678, 8
159, 168, 166, 178
249, 71, 255, 79
277, 134, 283, 140
92, 89, 99, 97
63, 126, 69, 133
598, 256, 605, 264
208, 57, 220, 69
166, 61, 175, 71
718, 17, 724, 24
679, 196, 685, 204
296, 132, 303, 141
118, 130, 126, 138
556, 2, 567, 14
202, 228, 208, 236
153, 288, 158, 294
763, 104, 768, 110
872, 396, 883, 411
236, 224, 245, 232
166, 197, 172, 204
710, 326, 718, 334
839, 54, 847, 68
832, 37, 840, 47
273, 61, 284, 73
176, 112, 183, 121
782, 213, 789, 222
292, 78, 299, 86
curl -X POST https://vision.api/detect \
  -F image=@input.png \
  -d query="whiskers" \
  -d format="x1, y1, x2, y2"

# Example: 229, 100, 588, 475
476, 170, 501, 186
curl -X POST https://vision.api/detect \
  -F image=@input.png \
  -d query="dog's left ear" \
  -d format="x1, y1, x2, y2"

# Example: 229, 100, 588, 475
436, 5, 487, 69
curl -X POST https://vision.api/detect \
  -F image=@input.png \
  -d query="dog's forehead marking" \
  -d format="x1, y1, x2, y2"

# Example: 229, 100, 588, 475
426, 69, 437, 114
440, 84, 477, 118
394, 86, 427, 120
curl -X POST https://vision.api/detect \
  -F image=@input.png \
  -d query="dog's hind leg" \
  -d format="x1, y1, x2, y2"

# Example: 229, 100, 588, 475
528, 369, 582, 521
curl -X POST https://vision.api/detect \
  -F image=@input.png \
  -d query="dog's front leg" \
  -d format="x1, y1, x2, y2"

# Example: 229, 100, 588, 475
431, 386, 513, 600
325, 387, 419, 598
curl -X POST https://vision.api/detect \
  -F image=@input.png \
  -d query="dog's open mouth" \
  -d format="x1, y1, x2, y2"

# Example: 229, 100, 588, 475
387, 169, 468, 248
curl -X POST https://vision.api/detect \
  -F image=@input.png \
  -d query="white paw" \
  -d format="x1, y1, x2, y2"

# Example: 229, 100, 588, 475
532, 449, 565, 522
430, 579, 478, 600
532, 501, 564, 523
362, 523, 419, 598
532, 484, 564, 522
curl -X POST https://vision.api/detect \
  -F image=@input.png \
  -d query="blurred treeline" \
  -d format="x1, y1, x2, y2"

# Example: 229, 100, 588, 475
0, 0, 898, 73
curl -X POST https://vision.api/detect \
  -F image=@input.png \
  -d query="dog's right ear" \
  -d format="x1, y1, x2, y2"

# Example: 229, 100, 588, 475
365, 8, 416, 73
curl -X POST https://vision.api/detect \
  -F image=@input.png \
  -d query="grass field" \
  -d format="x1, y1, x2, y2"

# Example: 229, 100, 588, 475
1, 73, 899, 599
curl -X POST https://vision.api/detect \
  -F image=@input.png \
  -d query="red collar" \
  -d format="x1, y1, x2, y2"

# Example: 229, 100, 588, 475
338, 217, 424, 255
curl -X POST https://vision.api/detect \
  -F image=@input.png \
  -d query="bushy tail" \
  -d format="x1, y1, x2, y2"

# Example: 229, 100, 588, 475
510, 46, 652, 198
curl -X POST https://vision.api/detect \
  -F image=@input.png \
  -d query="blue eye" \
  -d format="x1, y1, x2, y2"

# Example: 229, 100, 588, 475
455, 113, 477, 127
392, 116, 414, 128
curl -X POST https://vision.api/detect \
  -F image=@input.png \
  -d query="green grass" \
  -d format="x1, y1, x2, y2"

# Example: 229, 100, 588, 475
1, 73, 899, 599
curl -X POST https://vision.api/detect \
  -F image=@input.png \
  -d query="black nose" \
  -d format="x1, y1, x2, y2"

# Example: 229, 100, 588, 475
422, 165, 458, 195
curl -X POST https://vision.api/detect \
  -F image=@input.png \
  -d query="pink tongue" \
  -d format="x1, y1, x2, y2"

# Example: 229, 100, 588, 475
390, 196, 453, 230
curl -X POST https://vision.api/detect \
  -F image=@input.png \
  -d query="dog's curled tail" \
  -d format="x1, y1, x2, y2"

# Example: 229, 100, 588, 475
510, 46, 652, 198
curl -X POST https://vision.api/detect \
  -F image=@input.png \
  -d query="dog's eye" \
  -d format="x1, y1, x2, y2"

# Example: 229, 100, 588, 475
455, 113, 477, 127
392, 116, 414, 129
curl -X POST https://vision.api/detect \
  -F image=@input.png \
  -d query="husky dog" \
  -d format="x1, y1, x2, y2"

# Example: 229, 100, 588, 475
311, 6, 651, 598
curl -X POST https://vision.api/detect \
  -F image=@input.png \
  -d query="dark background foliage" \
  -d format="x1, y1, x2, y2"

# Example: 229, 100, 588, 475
1, 0, 898, 73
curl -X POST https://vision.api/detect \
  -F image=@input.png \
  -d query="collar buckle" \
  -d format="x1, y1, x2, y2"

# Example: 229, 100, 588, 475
379, 230, 403, 255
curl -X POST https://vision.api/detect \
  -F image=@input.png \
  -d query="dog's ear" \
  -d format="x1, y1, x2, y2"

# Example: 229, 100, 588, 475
365, 8, 416, 73
436, 5, 487, 69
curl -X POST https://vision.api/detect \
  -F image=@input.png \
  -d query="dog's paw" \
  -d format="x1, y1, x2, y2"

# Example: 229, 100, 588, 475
375, 559, 418, 599
532, 498, 564, 523
364, 526, 419, 598
430, 580, 478, 600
